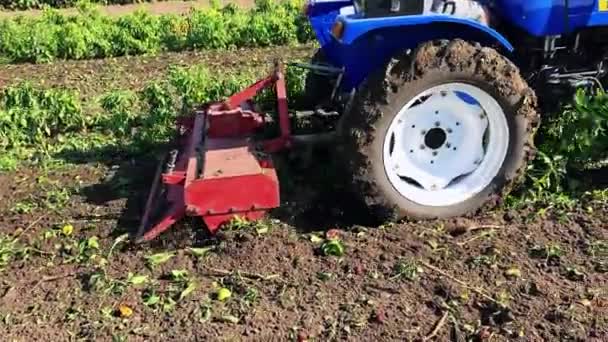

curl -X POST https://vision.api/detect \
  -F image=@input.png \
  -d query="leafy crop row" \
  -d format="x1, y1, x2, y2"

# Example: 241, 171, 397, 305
0, 0, 313, 63
510, 88, 608, 206
0, 0, 173, 11
0, 63, 306, 164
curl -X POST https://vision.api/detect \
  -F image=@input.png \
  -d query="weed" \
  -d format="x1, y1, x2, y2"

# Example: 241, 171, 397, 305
0, 234, 27, 270
144, 251, 174, 268
242, 287, 259, 306
467, 247, 500, 269
390, 259, 423, 281
224, 216, 272, 235
564, 266, 586, 281
529, 243, 565, 265
10, 200, 37, 214
586, 240, 608, 273
187, 246, 215, 259
60, 235, 101, 264
587, 240, 608, 258
320, 239, 345, 257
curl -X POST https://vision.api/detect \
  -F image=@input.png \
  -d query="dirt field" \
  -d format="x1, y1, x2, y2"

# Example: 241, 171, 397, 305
0, 44, 314, 101
0, 147, 607, 341
0, 36, 607, 342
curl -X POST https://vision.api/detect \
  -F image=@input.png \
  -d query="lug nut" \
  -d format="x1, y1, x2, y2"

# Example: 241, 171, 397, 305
440, 91, 448, 97
446, 142, 452, 148
456, 122, 460, 126
432, 151, 438, 156
435, 121, 440, 127
420, 145, 426, 150
447, 128, 452, 133
421, 130, 426, 135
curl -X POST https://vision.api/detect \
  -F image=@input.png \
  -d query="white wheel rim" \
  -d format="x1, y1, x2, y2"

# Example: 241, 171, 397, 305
382, 83, 509, 207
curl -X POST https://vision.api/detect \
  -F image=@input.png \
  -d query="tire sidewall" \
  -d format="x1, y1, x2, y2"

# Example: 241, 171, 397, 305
366, 70, 530, 219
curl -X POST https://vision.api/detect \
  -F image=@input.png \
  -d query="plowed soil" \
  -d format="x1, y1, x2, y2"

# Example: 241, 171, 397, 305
0, 153, 606, 341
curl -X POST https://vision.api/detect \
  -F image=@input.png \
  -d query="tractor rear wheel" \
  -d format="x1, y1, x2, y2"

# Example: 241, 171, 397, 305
338, 39, 540, 222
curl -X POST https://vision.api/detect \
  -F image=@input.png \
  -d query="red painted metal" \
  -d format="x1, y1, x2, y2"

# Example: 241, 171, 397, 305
206, 103, 265, 138
136, 63, 292, 242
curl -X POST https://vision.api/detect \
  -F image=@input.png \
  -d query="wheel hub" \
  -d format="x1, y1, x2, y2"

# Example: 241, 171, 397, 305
383, 83, 509, 207
424, 127, 447, 150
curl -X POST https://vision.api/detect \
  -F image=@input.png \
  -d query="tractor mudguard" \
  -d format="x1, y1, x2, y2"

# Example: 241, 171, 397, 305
313, 12, 514, 91
338, 14, 513, 49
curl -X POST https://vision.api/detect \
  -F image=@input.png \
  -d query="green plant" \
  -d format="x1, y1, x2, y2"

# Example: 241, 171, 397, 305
390, 259, 423, 281
0, 82, 85, 149
321, 239, 345, 257
0, 0, 313, 63
0, 234, 27, 270
144, 251, 174, 268
99, 90, 138, 137
529, 243, 565, 263
62, 235, 101, 263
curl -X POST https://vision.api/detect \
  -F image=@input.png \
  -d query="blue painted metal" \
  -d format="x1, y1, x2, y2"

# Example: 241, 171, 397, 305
492, 0, 608, 36
306, 0, 608, 91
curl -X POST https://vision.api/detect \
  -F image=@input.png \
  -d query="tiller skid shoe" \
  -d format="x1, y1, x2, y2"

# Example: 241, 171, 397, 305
135, 63, 294, 243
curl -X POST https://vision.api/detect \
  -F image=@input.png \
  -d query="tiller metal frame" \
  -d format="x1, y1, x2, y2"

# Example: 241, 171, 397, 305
135, 63, 297, 243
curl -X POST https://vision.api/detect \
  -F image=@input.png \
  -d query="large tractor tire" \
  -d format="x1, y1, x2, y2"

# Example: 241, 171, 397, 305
338, 39, 540, 222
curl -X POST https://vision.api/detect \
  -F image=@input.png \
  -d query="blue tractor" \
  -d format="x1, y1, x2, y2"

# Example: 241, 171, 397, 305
295, 0, 608, 221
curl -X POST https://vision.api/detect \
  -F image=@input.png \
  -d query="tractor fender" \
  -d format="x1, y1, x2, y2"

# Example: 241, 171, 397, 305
340, 15, 513, 52
331, 15, 515, 89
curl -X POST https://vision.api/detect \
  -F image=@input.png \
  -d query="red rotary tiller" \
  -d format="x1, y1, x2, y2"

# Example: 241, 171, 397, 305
135, 62, 298, 242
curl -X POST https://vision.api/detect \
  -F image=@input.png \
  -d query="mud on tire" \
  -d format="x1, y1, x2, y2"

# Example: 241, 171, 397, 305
338, 39, 541, 222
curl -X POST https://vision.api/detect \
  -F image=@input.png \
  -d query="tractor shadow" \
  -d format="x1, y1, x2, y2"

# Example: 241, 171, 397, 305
269, 145, 379, 233
55, 140, 376, 246
55, 144, 173, 240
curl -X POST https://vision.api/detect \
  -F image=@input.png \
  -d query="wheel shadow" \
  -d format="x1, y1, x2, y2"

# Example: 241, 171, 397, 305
269, 146, 379, 233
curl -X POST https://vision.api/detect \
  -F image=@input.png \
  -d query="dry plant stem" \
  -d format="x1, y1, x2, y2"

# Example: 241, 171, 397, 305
203, 266, 281, 282
14, 214, 47, 240
32, 272, 78, 289
423, 311, 449, 341
466, 225, 502, 232
420, 261, 500, 305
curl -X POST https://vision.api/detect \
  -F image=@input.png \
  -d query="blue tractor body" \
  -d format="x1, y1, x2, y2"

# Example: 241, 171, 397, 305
307, 0, 608, 91
288, 0, 607, 222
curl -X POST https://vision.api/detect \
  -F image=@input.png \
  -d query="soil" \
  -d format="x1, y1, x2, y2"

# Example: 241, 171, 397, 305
0, 150, 606, 341
0, 0, 257, 19
0, 44, 314, 101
